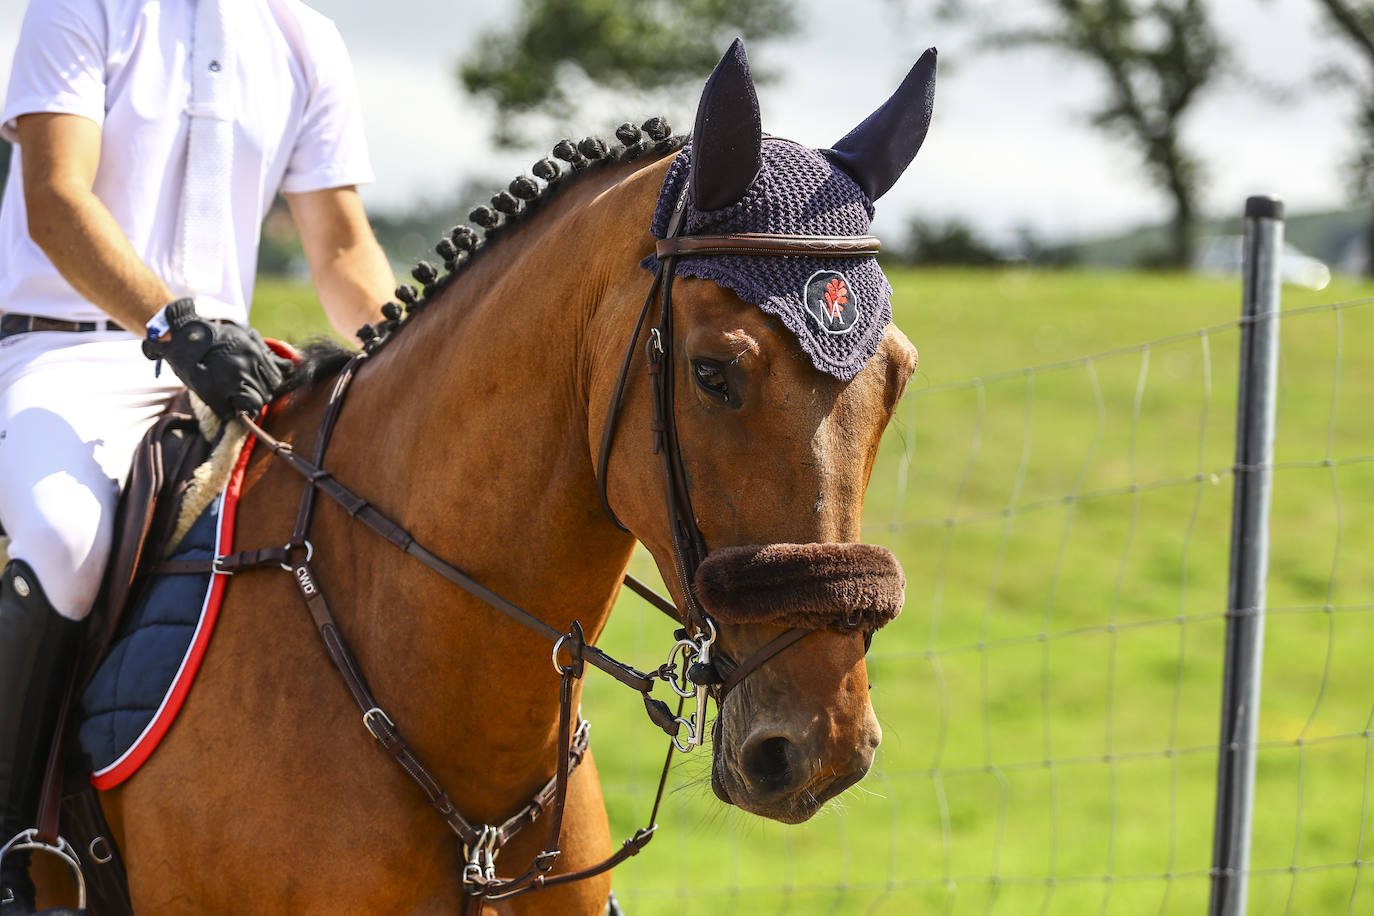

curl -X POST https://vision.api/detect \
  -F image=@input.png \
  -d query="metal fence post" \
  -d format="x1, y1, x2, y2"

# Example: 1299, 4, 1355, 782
1209, 195, 1284, 915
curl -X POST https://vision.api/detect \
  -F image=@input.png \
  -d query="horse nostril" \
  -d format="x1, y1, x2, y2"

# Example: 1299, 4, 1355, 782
742, 735, 798, 794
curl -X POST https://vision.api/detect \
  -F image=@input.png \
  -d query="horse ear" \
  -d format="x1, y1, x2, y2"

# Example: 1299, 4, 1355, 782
824, 47, 938, 202
690, 38, 763, 212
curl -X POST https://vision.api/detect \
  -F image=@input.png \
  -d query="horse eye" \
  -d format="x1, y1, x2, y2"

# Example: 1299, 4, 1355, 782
692, 359, 730, 402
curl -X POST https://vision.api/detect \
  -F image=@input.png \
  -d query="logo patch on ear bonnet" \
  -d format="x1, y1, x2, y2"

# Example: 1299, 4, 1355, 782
804, 270, 858, 335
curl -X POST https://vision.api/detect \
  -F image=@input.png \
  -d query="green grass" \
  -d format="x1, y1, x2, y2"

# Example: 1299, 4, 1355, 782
254, 268, 1374, 914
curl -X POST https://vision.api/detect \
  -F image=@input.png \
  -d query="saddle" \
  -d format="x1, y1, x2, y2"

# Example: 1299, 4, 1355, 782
46, 391, 219, 916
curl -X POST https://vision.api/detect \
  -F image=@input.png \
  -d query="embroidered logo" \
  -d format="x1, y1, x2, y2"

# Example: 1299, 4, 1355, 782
804, 270, 859, 335
294, 564, 318, 597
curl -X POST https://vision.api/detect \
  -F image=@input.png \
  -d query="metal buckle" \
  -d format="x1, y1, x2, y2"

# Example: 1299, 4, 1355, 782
362, 706, 394, 741
1, 829, 87, 911
461, 825, 499, 889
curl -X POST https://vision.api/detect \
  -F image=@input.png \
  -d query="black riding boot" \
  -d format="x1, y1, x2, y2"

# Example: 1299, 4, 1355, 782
0, 561, 82, 916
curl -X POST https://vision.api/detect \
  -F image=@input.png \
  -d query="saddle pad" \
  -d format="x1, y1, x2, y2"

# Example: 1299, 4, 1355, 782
78, 431, 257, 790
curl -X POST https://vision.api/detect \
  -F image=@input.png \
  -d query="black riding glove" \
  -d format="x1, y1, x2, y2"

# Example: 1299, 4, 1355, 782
142, 298, 293, 420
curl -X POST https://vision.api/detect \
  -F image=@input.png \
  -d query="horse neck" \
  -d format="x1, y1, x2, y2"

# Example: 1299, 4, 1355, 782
295, 160, 663, 785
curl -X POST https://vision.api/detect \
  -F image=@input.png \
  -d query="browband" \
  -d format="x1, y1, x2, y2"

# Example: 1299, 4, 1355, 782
655, 233, 881, 259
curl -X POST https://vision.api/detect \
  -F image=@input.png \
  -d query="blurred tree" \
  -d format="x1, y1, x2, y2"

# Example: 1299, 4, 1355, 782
902, 218, 1005, 266
941, 0, 1226, 268
458, 0, 797, 147
1312, 0, 1374, 273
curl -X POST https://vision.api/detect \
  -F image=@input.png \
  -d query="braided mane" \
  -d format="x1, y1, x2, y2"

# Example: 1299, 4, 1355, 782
280, 118, 686, 392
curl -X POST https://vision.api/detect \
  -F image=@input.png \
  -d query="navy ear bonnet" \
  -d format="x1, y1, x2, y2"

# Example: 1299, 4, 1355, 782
642, 139, 890, 381
642, 40, 936, 382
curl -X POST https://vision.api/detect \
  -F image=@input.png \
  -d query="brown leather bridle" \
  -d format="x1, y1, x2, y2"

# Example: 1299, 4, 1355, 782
217, 197, 883, 908
596, 190, 883, 736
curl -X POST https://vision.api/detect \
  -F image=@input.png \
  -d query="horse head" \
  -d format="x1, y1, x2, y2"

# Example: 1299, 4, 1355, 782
602, 40, 935, 824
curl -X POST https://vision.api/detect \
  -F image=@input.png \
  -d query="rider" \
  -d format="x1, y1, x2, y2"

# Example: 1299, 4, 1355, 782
0, 1, 396, 910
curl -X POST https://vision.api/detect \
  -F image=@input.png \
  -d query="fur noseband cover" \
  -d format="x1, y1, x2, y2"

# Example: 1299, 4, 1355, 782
693, 543, 905, 633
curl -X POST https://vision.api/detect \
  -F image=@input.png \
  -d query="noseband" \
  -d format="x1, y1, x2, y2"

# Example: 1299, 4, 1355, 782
595, 191, 891, 717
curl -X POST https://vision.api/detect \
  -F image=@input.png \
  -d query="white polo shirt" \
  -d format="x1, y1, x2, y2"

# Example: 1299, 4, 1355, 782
0, 0, 375, 326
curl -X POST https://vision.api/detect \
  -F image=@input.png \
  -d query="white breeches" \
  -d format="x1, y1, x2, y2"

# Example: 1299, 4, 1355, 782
0, 330, 181, 619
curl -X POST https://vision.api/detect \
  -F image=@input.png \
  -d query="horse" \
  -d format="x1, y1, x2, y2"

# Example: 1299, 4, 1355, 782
38, 39, 932, 914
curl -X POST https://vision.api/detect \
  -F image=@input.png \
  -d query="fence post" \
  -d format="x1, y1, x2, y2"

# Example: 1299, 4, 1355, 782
1209, 195, 1284, 915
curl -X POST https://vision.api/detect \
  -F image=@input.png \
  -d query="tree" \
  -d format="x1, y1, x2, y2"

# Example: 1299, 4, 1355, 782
943, 0, 1225, 267
459, 0, 797, 147
1312, 0, 1374, 273
902, 218, 1005, 266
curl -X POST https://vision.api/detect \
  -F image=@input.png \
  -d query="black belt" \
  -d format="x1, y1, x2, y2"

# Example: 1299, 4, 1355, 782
0, 313, 124, 339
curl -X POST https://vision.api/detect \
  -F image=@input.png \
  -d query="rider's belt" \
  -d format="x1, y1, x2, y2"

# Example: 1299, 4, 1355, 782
0, 313, 122, 339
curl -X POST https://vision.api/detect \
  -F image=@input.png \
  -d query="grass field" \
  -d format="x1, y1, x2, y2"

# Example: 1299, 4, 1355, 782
254, 267, 1374, 914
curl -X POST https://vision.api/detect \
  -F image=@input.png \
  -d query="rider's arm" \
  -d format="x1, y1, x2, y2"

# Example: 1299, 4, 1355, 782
285, 185, 394, 344
16, 112, 174, 333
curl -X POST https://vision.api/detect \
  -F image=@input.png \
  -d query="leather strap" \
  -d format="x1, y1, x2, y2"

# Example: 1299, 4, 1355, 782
237, 409, 661, 695
595, 268, 662, 532
622, 574, 679, 621
655, 232, 881, 259
642, 203, 712, 636
154, 546, 292, 576
717, 627, 811, 700
0, 313, 121, 339
236, 362, 675, 901
34, 663, 79, 847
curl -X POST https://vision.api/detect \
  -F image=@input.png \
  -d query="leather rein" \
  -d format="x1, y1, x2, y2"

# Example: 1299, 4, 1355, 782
213, 202, 881, 906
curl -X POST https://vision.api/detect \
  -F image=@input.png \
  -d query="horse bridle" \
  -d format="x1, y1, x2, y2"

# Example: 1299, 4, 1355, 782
595, 189, 883, 744
222, 193, 883, 908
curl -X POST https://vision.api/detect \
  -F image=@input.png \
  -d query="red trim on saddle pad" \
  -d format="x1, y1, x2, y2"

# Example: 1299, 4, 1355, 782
90, 340, 297, 790
90, 428, 259, 790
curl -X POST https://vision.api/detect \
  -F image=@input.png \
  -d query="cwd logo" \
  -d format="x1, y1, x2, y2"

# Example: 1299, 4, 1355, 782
294, 564, 317, 597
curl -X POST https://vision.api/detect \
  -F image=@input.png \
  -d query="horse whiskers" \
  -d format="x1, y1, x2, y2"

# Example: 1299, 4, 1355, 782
847, 782, 888, 801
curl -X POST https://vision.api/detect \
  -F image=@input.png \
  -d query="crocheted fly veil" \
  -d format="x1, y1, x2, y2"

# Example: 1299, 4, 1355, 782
645, 39, 937, 381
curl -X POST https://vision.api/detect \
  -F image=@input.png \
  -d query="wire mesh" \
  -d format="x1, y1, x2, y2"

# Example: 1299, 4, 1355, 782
580, 296, 1374, 914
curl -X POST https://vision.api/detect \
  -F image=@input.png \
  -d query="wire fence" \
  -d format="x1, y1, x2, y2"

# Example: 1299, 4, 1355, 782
588, 213, 1374, 913
861, 292, 1374, 915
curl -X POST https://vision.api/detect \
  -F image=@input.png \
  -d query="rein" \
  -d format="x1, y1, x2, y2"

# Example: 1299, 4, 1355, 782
213, 207, 883, 906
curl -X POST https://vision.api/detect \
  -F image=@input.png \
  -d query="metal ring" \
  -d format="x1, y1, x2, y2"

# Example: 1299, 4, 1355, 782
88, 836, 113, 864
665, 639, 698, 698
278, 539, 314, 572
551, 634, 570, 674
671, 716, 700, 753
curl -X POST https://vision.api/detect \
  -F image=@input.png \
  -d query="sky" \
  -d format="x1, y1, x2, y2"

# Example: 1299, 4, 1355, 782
0, 0, 1361, 246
